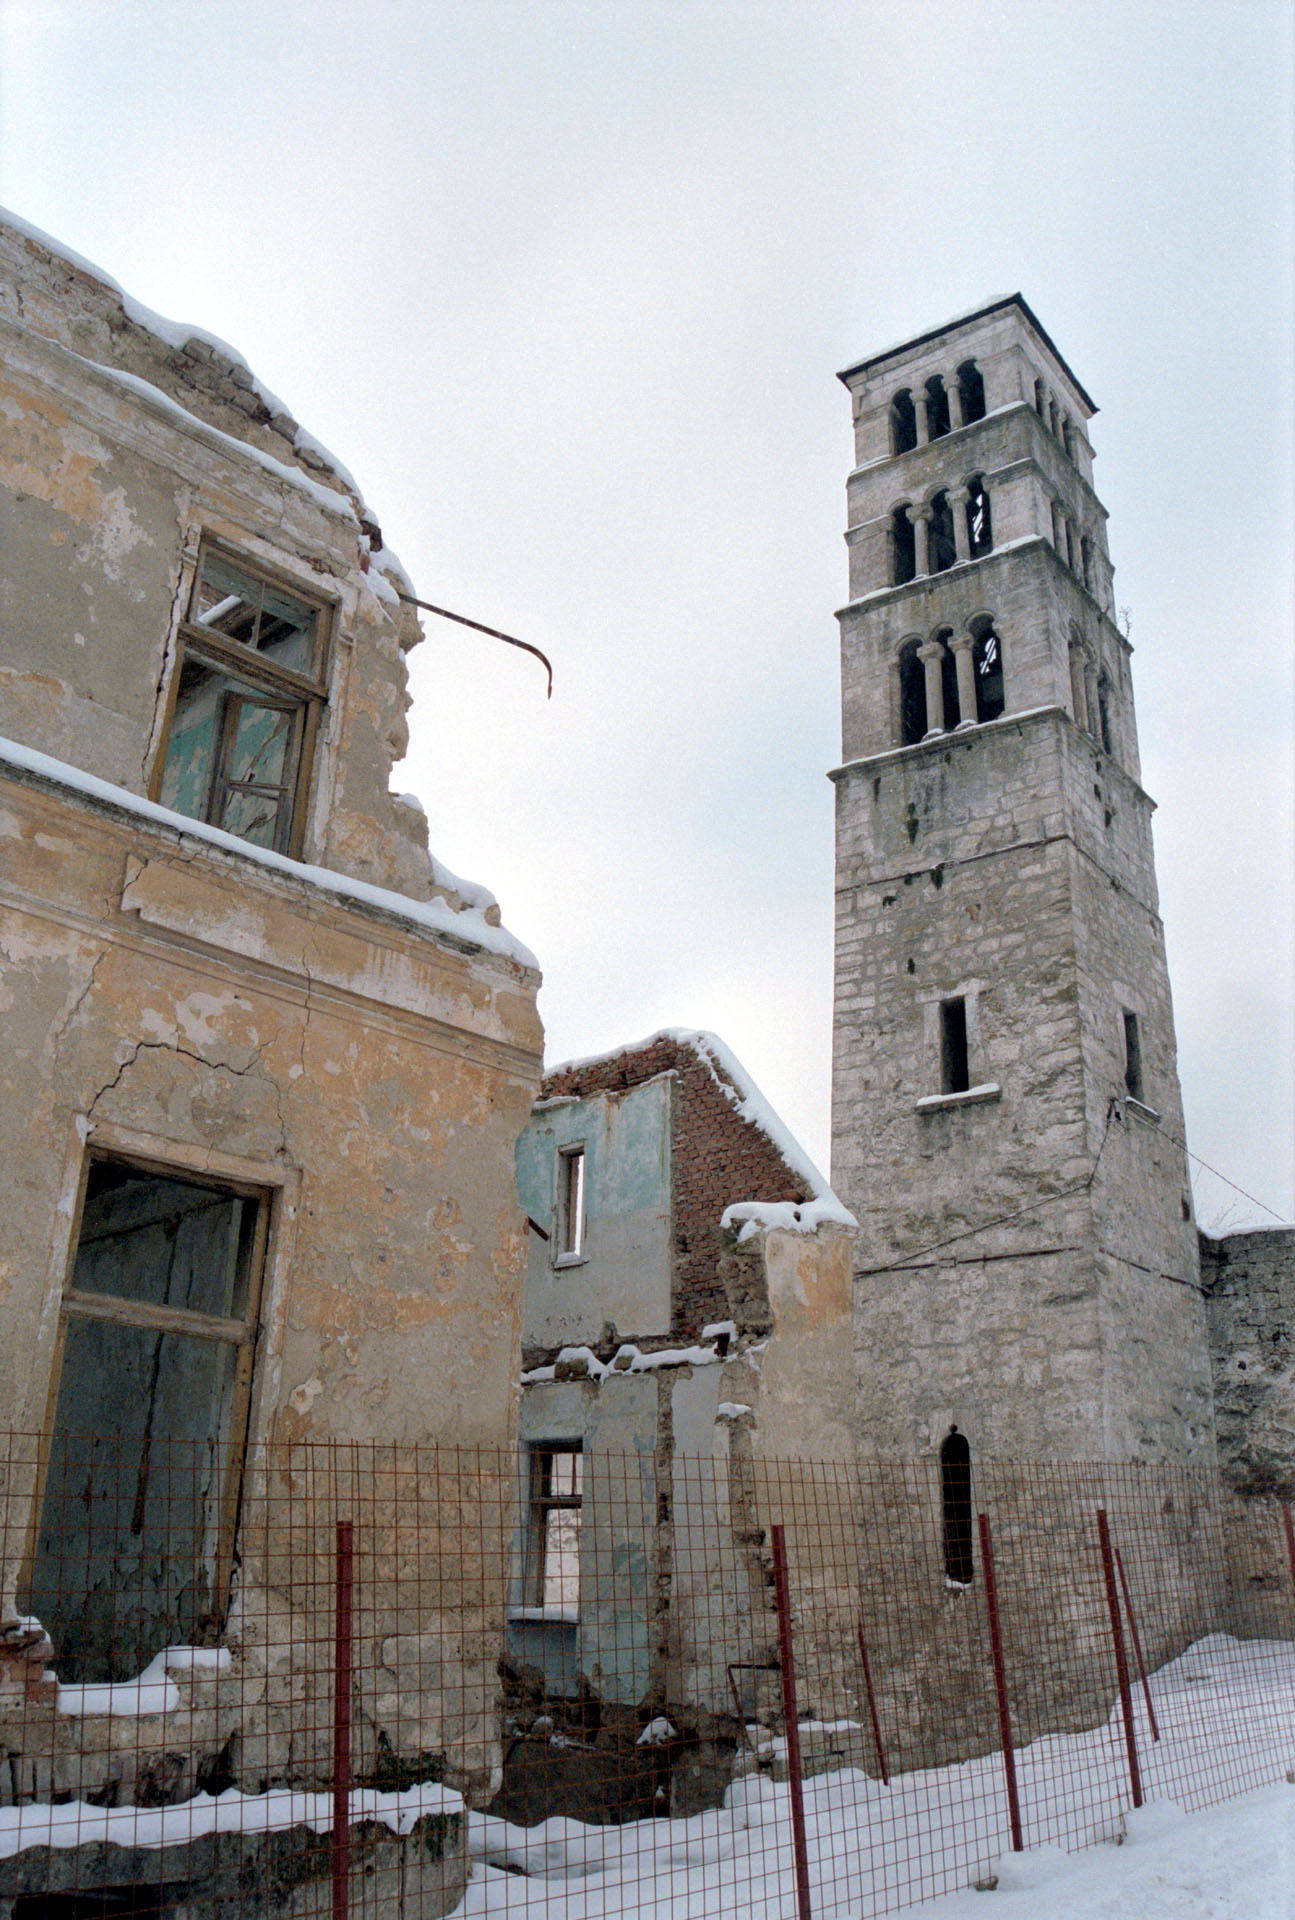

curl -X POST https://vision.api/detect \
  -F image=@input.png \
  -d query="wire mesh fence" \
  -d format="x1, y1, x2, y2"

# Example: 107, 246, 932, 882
0, 1432, 1290, 1917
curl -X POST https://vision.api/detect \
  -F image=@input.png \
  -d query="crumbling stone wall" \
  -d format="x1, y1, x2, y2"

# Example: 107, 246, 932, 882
1203, 1228, 1295, 1494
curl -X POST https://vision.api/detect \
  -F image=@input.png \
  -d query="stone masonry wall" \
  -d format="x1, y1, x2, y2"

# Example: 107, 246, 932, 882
1202, 1229, 1295, 1493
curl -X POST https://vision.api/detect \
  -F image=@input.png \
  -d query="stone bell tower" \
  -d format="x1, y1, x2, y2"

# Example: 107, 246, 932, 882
829, 295, 1213, 1463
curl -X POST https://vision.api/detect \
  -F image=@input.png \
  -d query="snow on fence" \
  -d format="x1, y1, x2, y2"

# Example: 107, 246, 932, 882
0, 1432, 1289, 1917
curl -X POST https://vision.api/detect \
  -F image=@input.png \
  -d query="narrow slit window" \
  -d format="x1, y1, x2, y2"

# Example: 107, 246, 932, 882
973, 623, 1005, 724
891, 507, 917, 585
890, 389, 918, 455
966, 478, 993, 558
940, 998, 970, 1095
957, 360, 986, 425
925, 376, 951, 441
557, 1146, 587, 1259
928, 492, 957, 574
1123, 1011, 1143, 1101
899, 642, 928, 745
940, 1429, 973, 1585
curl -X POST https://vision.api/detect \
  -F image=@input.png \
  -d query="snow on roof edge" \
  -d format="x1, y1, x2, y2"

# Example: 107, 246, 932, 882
0, 735, 538, 972
0, 206, 367, 511
543, 1028, 854, 1225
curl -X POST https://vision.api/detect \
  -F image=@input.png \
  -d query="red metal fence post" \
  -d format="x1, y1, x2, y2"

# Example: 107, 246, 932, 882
1282, 1501, 1295, 1597
856, 1623, 889, 1786
977, 1513, 1024, 1853
771, 1523, 814, 1920
1113, 1544, 1159, 1742
1096, 1508, 1142, 1808
332, 1517, 354, 1920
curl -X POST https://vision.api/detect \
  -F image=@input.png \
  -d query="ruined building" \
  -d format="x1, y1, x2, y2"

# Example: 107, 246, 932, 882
0, 210, 543, 1900
829, 297, 1217, 1465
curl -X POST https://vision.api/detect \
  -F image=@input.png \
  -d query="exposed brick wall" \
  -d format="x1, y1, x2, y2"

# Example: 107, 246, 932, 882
542, 1036, 810, 1338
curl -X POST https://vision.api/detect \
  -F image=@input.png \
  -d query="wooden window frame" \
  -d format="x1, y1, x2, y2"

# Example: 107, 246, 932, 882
149, 539, 332, 860
523, 1442, 583, 1612
23, 1148, 272, 1650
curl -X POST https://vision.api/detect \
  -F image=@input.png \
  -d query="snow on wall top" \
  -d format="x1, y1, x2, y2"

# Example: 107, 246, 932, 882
0, 735, 538, 972
544, 1028, 855, 1234
0, 205, 370, 521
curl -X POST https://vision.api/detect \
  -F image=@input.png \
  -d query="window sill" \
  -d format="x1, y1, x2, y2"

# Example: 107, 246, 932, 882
1125, 1096, 1161, 1125
915, 1083, 1001, 1114
508, 1606, 579, 1625
553, 1252, 589, 1270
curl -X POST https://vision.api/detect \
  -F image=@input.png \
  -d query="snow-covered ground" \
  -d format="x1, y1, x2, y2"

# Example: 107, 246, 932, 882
459, 1634, 1295, 1918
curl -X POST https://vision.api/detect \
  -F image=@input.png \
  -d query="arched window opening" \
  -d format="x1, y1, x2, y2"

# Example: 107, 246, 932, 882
957, 360, 986, 425
899, 642, 927, 745
1080, 535, 1092, 589
966, 477, 993, 557
1048, 398, 1060, 439
1098, 675, 1113, 754
928, 492, 957, 574
890, 389, 918, 456
972, 622, 1005, 724
940, 1429, 973, 1585
891, 507, 916, 585
1062, 415, 1075, 459
1033, 378, 1046, 417
925, 376, 951, 441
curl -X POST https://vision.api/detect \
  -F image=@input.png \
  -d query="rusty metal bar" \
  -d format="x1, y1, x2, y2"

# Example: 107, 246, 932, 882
977, 1512, 1023, 1852
397, 592, 553, 698
1282, 1502, 1295, 1597
1096, 1507, 1142, 1808
332, 1517, 354, 1920
856, 1623, 889, 1785
771, 1523, 814, 1920
1114, 1543, 1160, 1742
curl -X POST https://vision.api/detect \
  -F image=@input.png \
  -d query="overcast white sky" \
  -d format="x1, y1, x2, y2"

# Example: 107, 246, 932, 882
2, 1, 1291, 1229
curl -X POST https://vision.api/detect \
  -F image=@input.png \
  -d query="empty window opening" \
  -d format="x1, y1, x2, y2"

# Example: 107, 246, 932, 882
890, 389, 918, 456
25, 1159, 266, 1682
1048, 398, 1060, 439
527, 1444, 583, 1611
557, 1146, 587, 1259
1064, 519, 1075, 571
966, 478, 993, 557
972, 623, 1005, 724
938, 634, 961, 731
957, 361, 986, 425
156, 546, 328, 856
928, 492, 957, 574
1098, 677, 1113, 754
924, 376, 951, 441
1123, 1011, 1143, 1101
1080, 535, 1092, 589
1062, 416, 1075, 459
891, 507, 917, 585
940, 998, 970, 1094
1034, 378, 1046, 418
899, 642, 928, 745
940, 1429, 974, 1585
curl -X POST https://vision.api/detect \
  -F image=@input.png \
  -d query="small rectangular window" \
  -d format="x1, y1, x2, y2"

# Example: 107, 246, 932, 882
1123, 1010, 1143, 1100
940, 998, 970, 1094
556, 1145, 586, 1259
154, 544, 329, 856
526, 1444, 583, 1611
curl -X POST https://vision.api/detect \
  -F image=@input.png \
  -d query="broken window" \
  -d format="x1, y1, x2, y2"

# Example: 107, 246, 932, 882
924, 375, 951, 441
25, 1159, 267, 1681
928, 492, 957, 574
899, 641, 927, 745
940, 1429, 973, 1585
1123, 1011, 1144, 1101
556, 1145, 587, 1260
155, 544, 330, 856
890, 389, 918, 455
972, 622, 1005, 724
940, 998, 970, 1095
966, 477, 993, 558
957, 360, 986, 425
891, 506, 917, 585
526, 1445, 583, 1611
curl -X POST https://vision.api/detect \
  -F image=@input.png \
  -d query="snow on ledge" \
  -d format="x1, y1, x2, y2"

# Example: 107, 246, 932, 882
0, 736, 536, 970
57, 1646, 231, 1719
721, 1197, 856, 1243
0, 1781, 461, 1859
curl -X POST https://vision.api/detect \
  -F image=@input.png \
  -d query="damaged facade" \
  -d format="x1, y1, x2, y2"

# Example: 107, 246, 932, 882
501, 1031, 853, 1815
0, 212, 543, 1909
